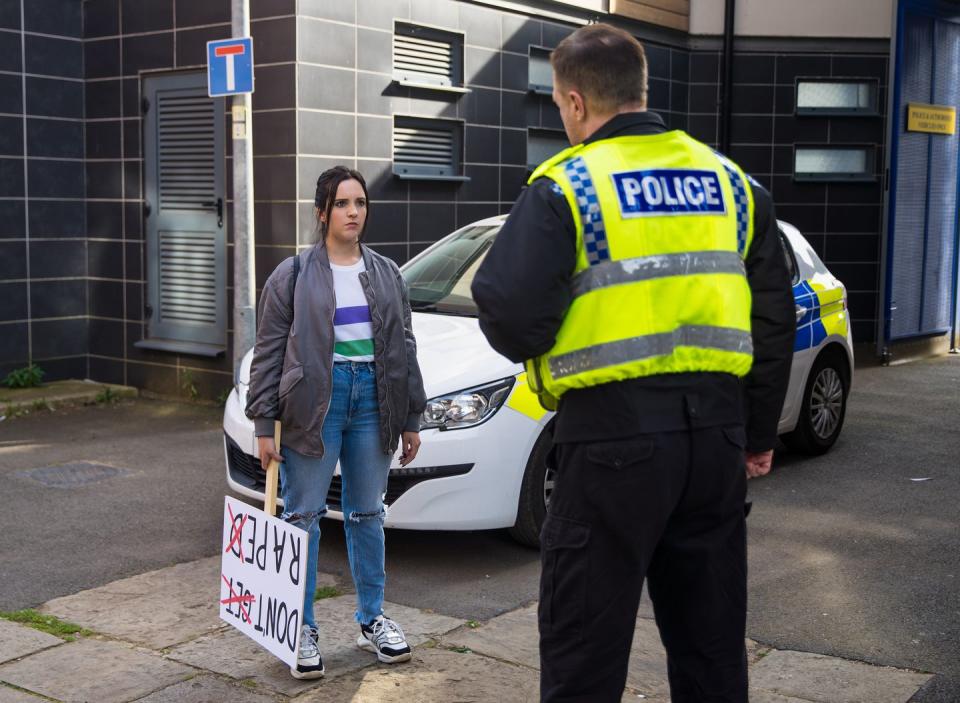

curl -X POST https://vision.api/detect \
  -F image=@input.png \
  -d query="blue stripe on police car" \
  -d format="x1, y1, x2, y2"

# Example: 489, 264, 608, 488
611, 169, 727, 217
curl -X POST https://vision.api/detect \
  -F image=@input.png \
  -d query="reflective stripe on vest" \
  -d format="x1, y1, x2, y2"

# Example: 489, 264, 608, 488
548, 325, 754, 379
572, 250, 746, 298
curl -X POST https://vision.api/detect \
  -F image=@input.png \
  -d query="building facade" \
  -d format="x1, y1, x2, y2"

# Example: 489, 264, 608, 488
0, 0, 957, 398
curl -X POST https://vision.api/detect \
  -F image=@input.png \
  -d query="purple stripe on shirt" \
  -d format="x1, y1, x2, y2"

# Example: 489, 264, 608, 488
334, 305, 372, 326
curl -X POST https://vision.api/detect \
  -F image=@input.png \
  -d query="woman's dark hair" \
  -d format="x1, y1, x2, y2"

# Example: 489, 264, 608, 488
314, 166, 370, 242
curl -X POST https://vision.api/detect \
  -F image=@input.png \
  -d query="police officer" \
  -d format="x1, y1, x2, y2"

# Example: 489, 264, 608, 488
471, 24, 795, 703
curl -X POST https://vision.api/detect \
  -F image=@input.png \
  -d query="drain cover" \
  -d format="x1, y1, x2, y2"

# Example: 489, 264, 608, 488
16, 462, 133, 488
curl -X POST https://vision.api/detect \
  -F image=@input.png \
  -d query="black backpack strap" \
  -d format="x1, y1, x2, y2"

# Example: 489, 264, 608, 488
289, 252, 300, 317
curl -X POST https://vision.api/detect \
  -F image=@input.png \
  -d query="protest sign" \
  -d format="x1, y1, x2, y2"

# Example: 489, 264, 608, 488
220, 493, 307, 667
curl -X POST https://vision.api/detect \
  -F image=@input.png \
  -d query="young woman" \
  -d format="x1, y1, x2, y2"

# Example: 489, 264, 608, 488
245, 166, 426, 679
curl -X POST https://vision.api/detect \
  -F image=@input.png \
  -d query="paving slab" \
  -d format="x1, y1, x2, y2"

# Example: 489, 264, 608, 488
749, 650, 933, 703
442, 602, 539, 669
166, 595, 463, 697
0, 620, 63, 664
40, 557, 225, 649
0, 685, 50, 703
132, 674, 281, 702
749, 690, 817, 703
293, 645, 540, 703
0, 638, 195, 703
442, 603, 670, 699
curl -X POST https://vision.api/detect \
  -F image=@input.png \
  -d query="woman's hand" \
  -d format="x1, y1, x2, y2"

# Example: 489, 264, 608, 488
399, 431, 421, 467
257, 435, 284, 472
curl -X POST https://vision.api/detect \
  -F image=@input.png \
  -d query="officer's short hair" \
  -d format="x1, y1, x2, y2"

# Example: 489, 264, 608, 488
551, 24, 648, 112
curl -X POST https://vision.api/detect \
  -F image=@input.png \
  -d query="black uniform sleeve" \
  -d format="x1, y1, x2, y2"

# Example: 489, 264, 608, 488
471, 179, 577, 363
743, 184, 796, 452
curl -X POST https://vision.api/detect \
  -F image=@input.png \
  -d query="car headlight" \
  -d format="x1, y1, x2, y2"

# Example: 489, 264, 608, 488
421, 377, 515, 431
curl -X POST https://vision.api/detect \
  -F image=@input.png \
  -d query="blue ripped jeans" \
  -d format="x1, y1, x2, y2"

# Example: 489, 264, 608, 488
280, 362, 393, 628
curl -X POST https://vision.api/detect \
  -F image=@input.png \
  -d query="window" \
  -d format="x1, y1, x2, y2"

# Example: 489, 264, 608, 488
795, 79, 879, 116
777, 227, 800, 285
393, 22, 467, 92
392, 116, 468, 181
527, 128, 569, 170
528, 46, 553, 95
793, 145, 877, 182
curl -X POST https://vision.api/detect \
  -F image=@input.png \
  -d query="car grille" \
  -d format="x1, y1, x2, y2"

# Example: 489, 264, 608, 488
224, 433, 472, 511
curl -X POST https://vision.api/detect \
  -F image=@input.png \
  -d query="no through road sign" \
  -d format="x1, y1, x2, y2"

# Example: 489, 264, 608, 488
207, 37, 254, 97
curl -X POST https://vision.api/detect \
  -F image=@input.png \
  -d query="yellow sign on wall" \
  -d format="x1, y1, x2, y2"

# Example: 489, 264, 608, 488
907, 103, 957, 135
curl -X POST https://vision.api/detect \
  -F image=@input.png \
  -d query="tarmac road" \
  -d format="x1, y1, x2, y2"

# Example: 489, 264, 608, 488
1, 355, 957, 700
747, 354, 960, 702
0, 399, 226, 610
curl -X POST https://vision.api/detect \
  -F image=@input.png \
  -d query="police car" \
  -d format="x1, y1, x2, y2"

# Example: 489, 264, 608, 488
223, 216, 853, 547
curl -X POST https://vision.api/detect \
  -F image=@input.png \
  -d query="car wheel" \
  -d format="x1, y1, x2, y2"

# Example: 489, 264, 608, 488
508, 429, 554, 548
782, 350, 849, 455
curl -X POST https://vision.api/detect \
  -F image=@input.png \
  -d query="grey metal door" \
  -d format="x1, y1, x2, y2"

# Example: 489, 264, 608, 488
142, 72, 226, 354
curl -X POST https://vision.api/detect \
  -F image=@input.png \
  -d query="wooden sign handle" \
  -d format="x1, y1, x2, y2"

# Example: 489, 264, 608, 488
263, 421, 281, 517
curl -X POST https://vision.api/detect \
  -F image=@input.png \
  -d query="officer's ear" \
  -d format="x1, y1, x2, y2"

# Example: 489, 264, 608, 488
568, 89, 588, 122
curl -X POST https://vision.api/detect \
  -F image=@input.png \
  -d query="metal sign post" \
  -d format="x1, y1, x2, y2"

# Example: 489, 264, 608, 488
208, 1, 256, 378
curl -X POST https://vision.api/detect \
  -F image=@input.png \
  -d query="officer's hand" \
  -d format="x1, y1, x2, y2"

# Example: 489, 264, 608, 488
257, 436, 284, 473
745, 450, 774, 479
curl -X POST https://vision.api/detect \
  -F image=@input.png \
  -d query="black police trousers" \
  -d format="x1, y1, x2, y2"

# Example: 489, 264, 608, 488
539, 424, 749, 703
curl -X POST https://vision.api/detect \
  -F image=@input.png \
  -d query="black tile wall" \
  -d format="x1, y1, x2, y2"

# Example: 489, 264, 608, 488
24, 0, 82, 36
85, 79, 122, 118
687, 46, 889, 342
26, 77, 84, 118
0, 282, 28, 322
28, 118, 84, 159
175, 24, 232, 68
251, 0, 295, 19
0, 324, 29, 369
88, 279, 124, 319
120, 0, 173, 34
0, 0, 899, 389
0, 0, 20, 30
0, 242, 27, 280
174, 0, 230, 27
0, 73, 22, 113
83, 39, 122, 78
25, 35, 83, 78
0, 117, 23, 156
0, 29, 21, 72
30, 279, 86, 318
30, 240, 86, 279
0, 200, 25, 237
28, 202, 85, 237
121, 32, 174, 75
85, 0, 119, 38
0, 158, 23, 196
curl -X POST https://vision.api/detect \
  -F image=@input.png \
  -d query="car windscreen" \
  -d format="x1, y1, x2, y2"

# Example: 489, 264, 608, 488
401, 224, 499, 317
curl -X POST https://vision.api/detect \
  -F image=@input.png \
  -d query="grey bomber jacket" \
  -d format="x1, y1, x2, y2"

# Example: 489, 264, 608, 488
244, 242, 427, 458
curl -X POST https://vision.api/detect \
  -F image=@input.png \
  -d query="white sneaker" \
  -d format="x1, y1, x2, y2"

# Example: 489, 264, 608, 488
357, 615, 412, 663
290, 624, 325, 679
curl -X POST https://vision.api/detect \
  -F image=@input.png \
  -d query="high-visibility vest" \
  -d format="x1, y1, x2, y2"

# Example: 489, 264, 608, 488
525, 130, 755, 410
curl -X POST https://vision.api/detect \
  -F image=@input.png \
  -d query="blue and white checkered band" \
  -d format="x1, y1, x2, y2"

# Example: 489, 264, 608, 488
714, 152, 750, 256
564, 156, 610, 265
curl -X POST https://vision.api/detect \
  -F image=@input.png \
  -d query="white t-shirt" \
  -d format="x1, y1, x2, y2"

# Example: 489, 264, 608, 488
331, 259, 375, 362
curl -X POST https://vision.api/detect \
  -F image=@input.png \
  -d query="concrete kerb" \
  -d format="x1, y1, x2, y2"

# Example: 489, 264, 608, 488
0, 380, 137, 418
0, 556, 938, 702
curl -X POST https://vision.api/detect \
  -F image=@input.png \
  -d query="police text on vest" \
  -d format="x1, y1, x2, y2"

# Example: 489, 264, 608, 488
611, 169, 727, 217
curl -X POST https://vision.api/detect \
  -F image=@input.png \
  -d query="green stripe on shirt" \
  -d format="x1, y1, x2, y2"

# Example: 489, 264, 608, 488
334, 339, 375, 358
